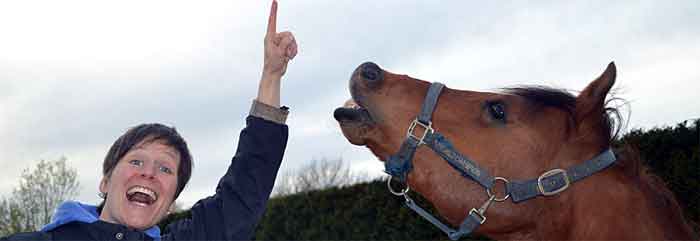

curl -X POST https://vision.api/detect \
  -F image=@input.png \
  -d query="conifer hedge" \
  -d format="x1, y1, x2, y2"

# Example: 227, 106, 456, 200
254, 179, 489, 240
160, 120, 699, 239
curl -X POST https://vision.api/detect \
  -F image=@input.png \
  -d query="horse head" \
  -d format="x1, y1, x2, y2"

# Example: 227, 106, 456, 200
334, 62, 623, 239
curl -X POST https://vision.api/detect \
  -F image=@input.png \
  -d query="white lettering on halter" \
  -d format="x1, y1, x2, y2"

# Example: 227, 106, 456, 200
438, 141, 481, 177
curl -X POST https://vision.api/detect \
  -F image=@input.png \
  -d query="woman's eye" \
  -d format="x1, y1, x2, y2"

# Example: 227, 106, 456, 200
159, 166, 173, 174
487, 102, 507, 122
129, 160, 144, 166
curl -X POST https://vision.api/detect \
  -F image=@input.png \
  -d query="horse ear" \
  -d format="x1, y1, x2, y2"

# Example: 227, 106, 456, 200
578, 62, 616, 101
575, 62, 616, 128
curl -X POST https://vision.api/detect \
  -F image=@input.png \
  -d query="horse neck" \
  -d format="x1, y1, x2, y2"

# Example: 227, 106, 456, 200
524, 165, 697, 240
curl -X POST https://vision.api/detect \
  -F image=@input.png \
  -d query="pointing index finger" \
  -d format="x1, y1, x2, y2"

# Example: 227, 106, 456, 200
266, 0, 277, 37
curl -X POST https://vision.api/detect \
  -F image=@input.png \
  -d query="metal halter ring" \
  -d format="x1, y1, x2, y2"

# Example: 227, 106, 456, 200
387, 177, 410, 196
486, 177, 510, 202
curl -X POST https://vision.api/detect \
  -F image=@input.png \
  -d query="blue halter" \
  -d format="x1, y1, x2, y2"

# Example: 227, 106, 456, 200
384, 82, 617, 240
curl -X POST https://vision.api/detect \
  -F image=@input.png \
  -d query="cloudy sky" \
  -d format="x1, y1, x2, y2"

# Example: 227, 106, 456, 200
1, 0, 698, 207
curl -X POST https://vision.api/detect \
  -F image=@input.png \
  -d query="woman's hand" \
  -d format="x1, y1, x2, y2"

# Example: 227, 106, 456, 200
258, 0, 297, 107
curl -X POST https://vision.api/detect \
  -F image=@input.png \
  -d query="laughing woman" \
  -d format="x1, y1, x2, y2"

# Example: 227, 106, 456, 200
1, 1, 297, 240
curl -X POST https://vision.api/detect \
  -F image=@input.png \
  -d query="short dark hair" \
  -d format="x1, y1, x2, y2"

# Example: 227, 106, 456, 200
99, 123, 193, 207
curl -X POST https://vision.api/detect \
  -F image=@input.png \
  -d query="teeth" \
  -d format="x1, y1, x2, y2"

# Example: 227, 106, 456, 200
127, 186, 158, 202
344, 99, 360, 109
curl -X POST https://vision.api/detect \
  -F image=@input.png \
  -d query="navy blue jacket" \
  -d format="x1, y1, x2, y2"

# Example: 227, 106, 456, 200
1, 116, 288, 241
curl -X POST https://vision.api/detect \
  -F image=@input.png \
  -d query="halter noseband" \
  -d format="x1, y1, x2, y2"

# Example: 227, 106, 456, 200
385, 82, 617, 240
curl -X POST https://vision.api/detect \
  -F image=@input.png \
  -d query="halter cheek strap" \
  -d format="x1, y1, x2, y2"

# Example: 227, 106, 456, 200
385, 83, 446, 182
384, 82, 617, 240
386, 82, 496, 188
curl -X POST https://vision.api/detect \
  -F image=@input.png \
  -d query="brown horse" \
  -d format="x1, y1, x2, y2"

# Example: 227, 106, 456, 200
334, 62, 697, 240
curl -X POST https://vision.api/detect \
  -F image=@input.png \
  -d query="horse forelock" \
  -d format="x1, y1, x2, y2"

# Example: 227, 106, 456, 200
502, 86, 578, 143
502, 85, 636, 169
502, 85, 625, 143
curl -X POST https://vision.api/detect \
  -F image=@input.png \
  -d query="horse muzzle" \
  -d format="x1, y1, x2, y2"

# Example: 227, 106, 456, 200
333, 62, 385, 145
337, 62, 384, 122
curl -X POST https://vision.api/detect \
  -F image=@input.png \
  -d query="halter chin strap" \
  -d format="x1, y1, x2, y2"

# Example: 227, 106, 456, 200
385, 82, 617, 240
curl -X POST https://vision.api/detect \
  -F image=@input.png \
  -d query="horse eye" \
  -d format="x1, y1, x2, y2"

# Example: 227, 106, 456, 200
487, 102, 507, 122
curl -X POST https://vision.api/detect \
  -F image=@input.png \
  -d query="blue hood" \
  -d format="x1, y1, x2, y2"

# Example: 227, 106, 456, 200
41, 201, 161, 240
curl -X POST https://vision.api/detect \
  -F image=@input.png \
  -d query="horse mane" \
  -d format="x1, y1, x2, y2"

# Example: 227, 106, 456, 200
501, 86, 648, 178
503, 86, 697, 237
616, 145, 698, 237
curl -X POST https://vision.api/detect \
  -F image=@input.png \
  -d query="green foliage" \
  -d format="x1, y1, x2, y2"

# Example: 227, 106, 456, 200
159, 119, 699, 239
254, 179, 489, 241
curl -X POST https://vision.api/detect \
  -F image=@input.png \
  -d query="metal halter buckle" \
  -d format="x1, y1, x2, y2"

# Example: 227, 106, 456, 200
407, 119, 433, 145
537, 168, 570, 196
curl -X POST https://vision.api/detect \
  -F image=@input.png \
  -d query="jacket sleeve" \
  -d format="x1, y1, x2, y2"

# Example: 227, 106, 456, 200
163, 115, 288, 241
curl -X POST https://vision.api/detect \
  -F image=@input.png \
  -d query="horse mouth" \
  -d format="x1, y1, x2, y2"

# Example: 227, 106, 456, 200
334, 99, 375, 145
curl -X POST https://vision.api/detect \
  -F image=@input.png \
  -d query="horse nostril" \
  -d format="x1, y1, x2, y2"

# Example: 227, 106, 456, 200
359, 62, 383, 89
360, 62, 381, 80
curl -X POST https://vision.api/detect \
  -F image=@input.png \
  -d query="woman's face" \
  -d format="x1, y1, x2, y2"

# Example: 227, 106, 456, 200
99, 139, 180, 230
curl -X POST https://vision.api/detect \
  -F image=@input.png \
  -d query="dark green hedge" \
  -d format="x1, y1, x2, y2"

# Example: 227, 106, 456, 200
160, 119, 699, 239
254, 180, 489, 241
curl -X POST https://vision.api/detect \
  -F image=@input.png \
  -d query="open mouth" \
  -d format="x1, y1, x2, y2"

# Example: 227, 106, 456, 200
126, 185, 158, 207
333, 99, 373, 124
334, 99, 376, 146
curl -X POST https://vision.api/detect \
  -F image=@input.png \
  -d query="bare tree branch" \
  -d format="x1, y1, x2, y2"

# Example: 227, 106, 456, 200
0, 157, 80, 235
272, 157, 371, 197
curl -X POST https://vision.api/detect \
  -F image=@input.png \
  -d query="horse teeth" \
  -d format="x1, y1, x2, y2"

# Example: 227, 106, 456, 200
344, 99, 360, 109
